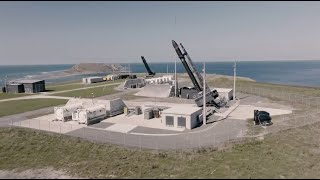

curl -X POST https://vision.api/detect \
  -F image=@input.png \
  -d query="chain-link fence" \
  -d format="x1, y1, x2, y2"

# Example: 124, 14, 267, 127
6, 86, 320, 178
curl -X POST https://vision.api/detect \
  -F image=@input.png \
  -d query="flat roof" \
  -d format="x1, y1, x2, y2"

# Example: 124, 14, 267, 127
7, 83, 22, 86
9, 79, 44, 84
161, 104, 201, 116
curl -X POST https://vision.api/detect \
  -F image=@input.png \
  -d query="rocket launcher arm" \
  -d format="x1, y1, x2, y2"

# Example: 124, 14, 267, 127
172, 40, 202, 92
141, 56, 155, 76
179, 43, 211, 93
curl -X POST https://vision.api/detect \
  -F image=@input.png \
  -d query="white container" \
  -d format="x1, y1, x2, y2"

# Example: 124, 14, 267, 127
78, 105, 106, 125
54, 103, 83, 121
96, 98, 126, 117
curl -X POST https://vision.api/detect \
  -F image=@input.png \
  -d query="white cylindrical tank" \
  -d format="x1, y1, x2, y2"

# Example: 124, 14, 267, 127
54, 103, 82, 121
78, 105, 106, 125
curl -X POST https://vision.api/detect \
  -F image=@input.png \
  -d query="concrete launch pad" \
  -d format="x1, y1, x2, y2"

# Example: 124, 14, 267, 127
134, 84, 174, 98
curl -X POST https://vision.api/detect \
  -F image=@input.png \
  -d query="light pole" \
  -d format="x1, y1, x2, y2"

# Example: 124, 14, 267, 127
203, 62, 206, 125
233, 60, 236, 100
175, 58, 177, 97
92, 92, 94, 104
4, 74, 7, 93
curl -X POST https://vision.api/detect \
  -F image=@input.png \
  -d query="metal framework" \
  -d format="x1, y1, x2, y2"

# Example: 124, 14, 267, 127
141, 56, 156, 77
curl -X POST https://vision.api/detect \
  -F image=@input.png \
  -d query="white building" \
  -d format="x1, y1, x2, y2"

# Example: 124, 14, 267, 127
55, 98, 127, 125
160, 105, 202, 129
76, 105, 107, 125
82, 76, 104, 84
215, 88, 234, 101
54, 103, 83, 121
145, 75, 174, 85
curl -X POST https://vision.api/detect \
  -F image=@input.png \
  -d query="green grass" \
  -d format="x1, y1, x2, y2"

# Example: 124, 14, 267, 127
207, 77, 320, 97
0, 92, 31, 100
46, 79, 124, 92
46, 79, 81, 86
52, 84, 119, 98
0, 99, 68, 117
1, 123, 320, 178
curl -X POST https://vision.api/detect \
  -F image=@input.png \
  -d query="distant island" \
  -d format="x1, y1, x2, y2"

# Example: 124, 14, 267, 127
19, 63, 125, 81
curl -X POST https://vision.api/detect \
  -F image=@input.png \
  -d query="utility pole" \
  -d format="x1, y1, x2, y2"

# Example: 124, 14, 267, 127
233, 60, 236, 100
129, 63, 131, 75
167, 64, 168, 75
175, 58, 177, 97
174, 15, 177, 97
4, 74, 7, 93
203, 62, 206, 125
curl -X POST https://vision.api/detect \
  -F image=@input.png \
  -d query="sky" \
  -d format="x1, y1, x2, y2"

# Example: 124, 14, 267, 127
1, 1, 320, 65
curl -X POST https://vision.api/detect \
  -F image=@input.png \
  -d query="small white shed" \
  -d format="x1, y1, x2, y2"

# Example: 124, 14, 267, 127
161, 105, 202, 129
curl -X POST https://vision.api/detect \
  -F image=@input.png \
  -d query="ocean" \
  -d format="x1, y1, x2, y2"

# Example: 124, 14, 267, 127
1, 60, 320, 88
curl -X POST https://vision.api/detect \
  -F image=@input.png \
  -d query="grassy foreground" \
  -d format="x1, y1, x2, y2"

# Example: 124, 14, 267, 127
1, 124, 320, 179
52, 84, 119, 98
0, 99, 68, 117
207, 77, 320, 97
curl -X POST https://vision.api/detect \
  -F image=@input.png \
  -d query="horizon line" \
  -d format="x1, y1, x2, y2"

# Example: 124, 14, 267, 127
0, 59, 319, 66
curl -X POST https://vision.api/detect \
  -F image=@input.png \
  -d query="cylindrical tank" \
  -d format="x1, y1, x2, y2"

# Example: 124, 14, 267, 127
78, 105, 106, 125
54, 103, 82, 121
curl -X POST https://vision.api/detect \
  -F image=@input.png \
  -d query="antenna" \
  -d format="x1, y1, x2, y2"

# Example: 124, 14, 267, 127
167, 64, 168, 75
202, 62, 206, 125
4, 74, 7, 93
233, 60, 237, 100
174, 15, 177, 97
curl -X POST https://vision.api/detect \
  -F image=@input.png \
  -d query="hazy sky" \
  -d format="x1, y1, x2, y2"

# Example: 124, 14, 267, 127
1, 1, 320, 65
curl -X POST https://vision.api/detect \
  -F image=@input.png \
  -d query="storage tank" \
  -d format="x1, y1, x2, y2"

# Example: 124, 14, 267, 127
54, 103, 83, 121
78, 105, 106, 125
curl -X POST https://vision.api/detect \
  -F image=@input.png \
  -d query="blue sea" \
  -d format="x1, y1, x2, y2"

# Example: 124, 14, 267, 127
0, 60, 320, 88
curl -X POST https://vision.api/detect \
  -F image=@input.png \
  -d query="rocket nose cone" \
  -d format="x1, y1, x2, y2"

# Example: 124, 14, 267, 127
172, 40, 178, 47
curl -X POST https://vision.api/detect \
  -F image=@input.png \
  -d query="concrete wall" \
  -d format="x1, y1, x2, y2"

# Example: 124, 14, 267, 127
216, 88, 233, 100
190, 109, 203, 129
161, 107, 202, 130
24, 84, 34, 93
34, 81, 45, 93
123, 78, 145, 89
145, 75, 174, 85
161, 114, 190, 129
22, 81, 45, 93
6, 84, 24, 93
